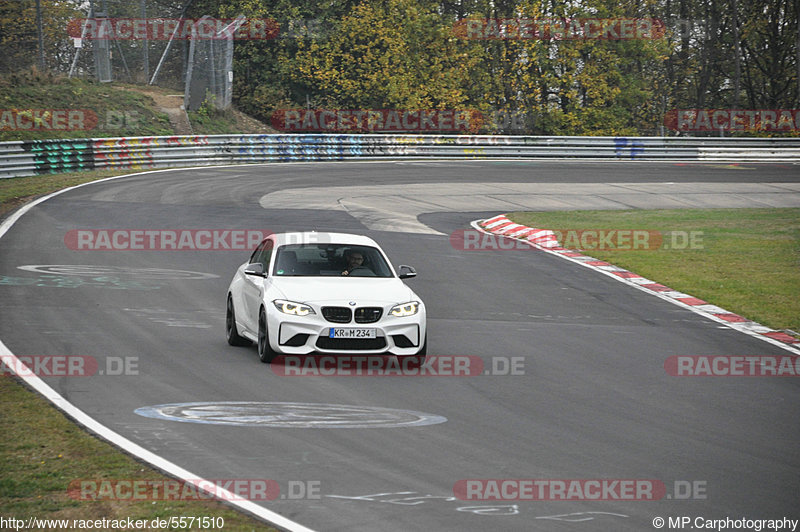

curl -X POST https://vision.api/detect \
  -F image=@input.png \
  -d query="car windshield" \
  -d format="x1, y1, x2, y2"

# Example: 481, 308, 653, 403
272, 244, 394, 278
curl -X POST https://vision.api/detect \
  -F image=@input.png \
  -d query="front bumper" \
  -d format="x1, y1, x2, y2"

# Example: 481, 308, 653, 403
267, 306, 426, 356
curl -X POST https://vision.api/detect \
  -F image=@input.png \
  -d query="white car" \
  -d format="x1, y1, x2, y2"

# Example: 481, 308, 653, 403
226, 232, 427, 363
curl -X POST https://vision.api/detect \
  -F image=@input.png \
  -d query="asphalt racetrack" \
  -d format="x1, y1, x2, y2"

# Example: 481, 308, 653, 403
1, 161, 799, 531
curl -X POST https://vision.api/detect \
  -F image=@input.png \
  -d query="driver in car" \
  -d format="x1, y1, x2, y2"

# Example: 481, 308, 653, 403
341, 250, 369, 276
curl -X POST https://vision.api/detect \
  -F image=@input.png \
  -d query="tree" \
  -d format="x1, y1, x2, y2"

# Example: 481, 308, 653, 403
0, 0, 83, 74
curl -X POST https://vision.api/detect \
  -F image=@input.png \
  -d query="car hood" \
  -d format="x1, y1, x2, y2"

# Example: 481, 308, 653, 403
271, 277, 416, 304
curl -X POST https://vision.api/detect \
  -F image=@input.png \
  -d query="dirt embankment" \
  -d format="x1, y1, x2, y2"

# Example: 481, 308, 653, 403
119, 85, 276, 135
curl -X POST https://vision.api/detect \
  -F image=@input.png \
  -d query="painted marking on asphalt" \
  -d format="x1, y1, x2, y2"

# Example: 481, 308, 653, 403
17, 265, 218, 280
0, 274, 160, 290
123, 308, 214, 328
259, 182, 800, 235
134, 402, 448, 428
326, 491, 519, 515
456, 505, 520, 515
535, 512, 629, 522
0, 166, 333, 532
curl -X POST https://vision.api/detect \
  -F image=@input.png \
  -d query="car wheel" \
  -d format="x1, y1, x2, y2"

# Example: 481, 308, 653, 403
226, 295, 251, 347
257, 308, 278, 363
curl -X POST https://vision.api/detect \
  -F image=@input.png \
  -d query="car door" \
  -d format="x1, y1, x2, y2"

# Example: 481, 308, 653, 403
241, 238, 273, 333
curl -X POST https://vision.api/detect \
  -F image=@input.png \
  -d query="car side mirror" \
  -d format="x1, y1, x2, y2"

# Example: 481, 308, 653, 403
244, 263, 266, 277
398, 265, 417, 279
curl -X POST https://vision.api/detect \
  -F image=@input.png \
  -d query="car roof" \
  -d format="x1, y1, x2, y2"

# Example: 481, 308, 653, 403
272, 232, 381, 248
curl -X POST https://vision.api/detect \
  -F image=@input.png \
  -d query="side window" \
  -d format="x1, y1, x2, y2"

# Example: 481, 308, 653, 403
249, 239, 274, 274
249, 239, 267, 265
259, 240, 274, 271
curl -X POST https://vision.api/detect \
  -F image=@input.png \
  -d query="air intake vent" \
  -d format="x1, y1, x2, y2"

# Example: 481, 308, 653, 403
315, 337, 387, 350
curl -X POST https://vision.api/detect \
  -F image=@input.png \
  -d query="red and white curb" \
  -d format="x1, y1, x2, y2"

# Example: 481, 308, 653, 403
475, 214, 800, 354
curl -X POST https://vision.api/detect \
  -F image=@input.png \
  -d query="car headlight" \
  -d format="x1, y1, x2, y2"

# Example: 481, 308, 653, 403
390, 301, 420, 317
273, 299, 315, 316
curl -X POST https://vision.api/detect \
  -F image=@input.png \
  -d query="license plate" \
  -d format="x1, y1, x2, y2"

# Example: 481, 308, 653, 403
329, 328, 376, 339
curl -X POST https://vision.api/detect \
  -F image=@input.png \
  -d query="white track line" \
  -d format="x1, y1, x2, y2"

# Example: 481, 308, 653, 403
0, 168, 317, 532
2, 164, 797, 531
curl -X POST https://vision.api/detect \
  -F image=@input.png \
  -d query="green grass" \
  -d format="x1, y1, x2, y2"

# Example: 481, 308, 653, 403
0, 72, 174, 141
0, 169, 144, 219
1, 171, 279, 530
509, 208, 800, 333
0, 70, 263, 141
0, 73, 290, 530
188, 102, 242, 135
2, 171, 796, 529
0, 377, 277, 531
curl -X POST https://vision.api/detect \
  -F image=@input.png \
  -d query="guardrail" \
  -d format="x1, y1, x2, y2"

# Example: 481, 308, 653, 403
2, 134, 799, 178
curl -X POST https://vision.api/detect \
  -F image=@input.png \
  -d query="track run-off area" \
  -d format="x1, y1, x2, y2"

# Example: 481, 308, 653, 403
1, 160, 799, 531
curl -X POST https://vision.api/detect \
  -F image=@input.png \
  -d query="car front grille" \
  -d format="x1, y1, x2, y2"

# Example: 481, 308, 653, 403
315, 337, 387, 351
322, 306, 352, 323
354, 307, 382, 324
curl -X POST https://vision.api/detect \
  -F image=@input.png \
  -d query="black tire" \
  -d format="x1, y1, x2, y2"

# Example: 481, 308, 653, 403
257, 308, 278, 363
226, 295, 251, 347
